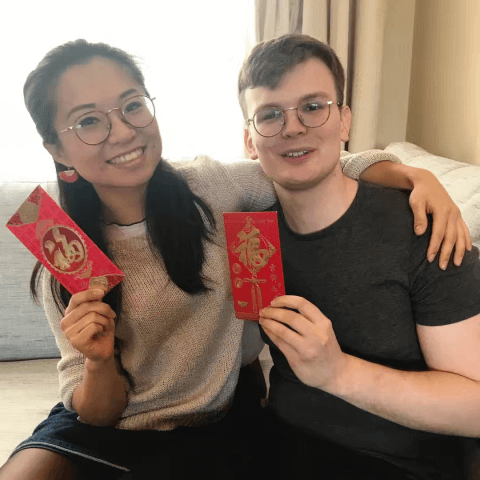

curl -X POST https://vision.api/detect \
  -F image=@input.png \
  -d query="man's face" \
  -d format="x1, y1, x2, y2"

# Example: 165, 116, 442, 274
244, 58, 351, 192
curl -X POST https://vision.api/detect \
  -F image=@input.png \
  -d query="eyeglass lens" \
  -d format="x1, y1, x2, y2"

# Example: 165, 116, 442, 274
253, 97, 331, 137
74, 96, 155, 145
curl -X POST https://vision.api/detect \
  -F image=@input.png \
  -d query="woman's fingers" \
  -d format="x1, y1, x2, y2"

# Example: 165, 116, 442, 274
61, 298, 116, 332
434, 212, 459, 269
451, 218, 467, 267
409, 195, 428, 236
463, 219, 473, 251
74, 322, 107, 347
65, 289, 105, 316
65, 312, 111, 338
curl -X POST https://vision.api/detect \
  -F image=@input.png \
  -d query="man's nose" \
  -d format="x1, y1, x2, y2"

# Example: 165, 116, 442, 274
281, 108, 307, 137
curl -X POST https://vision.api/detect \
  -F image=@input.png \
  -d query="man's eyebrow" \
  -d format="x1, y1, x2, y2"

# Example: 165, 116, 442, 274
66, 89, 141, 120
254, 91, 331, 113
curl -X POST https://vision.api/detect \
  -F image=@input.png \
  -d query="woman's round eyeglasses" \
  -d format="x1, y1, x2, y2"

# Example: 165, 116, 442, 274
247, 97, 342, 137
58, 95, 156, 145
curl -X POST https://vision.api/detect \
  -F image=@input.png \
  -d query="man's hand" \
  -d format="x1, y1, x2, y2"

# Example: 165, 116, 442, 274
259, 295, 348, 393
409, 169, 472, 270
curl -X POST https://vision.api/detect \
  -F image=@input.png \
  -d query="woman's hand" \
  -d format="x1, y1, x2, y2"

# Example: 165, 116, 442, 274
61, 289, 117, 362
359, 161, 472, 269
408, 169, 472, 270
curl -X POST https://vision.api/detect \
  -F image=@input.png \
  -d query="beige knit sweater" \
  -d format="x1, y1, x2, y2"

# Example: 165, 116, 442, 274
43, 152, 400, 431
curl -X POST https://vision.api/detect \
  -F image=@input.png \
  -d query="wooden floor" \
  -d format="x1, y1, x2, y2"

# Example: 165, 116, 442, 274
0, 358, 60, 466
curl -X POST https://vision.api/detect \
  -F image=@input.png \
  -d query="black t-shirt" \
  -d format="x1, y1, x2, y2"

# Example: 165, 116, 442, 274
262, 181, 480, 479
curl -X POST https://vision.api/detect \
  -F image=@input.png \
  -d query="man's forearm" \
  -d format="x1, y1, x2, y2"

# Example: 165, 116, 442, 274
72, 356, 128, 426
359, 160, 433, 190
330, 354, 480, 437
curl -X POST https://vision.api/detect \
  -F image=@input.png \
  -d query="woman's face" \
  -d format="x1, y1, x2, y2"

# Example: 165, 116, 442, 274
46, 57, 162, 198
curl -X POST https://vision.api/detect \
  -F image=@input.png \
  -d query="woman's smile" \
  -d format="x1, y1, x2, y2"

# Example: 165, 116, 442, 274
107, 146, 145, 165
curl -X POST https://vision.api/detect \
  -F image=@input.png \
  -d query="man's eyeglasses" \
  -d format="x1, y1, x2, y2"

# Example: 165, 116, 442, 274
58, 95, 156, 145
247, 97, 342, 138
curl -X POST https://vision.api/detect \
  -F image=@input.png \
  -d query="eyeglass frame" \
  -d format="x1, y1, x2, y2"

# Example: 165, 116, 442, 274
58, 95, 156, 145
247, 99, 343, 138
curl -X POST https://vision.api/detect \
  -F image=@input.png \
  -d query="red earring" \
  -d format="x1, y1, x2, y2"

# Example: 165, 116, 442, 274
58, 168, 79, 183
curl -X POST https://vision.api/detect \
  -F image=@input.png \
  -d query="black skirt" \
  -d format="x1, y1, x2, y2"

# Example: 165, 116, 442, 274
10, 364, 268, 480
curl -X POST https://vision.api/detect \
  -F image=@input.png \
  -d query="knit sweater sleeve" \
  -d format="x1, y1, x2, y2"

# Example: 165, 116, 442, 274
42, 271, 85, 412
182, 151, 402, 211
340, 149, 402, 180
222, 152, 403, 208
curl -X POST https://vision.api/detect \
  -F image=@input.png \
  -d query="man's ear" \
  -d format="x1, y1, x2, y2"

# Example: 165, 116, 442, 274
339, 105, 352, 143
244, 128, 258, 160
43, 141, 72, 168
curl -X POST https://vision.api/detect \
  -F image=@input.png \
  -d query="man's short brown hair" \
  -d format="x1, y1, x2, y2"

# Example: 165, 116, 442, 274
238, 33, 345, 120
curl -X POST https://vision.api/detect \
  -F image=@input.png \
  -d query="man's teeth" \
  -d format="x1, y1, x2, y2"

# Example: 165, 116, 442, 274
108, 148, 143, 164
285, 150, 309, 157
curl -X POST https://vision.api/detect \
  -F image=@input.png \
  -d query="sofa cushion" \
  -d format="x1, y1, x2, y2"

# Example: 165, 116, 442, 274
1, 182, 60, 361
385, 142, 480, 251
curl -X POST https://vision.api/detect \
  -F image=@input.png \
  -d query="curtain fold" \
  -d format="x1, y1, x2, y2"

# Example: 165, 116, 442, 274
348, 0, 387, 152
256, 0, 303, 41
254, 0, 416, 152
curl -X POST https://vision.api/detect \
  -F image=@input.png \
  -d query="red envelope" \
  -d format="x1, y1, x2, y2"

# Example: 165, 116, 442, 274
6, 186, 124, 294
223, 212, 285, 321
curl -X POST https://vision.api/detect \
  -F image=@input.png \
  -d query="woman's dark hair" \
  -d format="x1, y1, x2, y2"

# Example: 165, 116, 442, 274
26, 39, 216, 316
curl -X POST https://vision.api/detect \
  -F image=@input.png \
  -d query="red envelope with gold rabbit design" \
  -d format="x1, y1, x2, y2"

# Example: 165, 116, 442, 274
6, 186, 124, 294
223, 212, 285, 321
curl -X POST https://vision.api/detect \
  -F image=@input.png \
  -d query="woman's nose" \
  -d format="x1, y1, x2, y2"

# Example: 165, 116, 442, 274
107, 110, 136, 144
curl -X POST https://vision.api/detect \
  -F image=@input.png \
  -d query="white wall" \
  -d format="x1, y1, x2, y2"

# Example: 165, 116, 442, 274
376, 0, 416, 149
407, 0, 480, 165
1, 1, 254, 182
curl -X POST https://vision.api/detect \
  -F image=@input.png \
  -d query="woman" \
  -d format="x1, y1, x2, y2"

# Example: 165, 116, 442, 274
0, 39, 470, 480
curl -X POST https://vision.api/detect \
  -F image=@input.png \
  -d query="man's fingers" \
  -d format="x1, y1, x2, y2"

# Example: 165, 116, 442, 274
65, 289, 105, 316
268, 295, 325, 324
259, 308, 308, 337
260, 319, 301, 357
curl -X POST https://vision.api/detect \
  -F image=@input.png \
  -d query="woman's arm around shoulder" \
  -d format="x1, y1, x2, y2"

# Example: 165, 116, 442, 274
341, 149, 472, 269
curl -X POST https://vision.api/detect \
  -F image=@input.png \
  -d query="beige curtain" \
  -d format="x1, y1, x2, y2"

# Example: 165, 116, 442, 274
254, 0, 416, 152
255, 0, 303, 40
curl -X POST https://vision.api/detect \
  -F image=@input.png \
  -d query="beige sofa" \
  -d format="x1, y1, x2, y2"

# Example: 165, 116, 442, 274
1, 142, 479, 476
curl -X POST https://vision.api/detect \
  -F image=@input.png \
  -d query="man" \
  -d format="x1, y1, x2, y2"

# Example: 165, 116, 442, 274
239, 34, 480, 479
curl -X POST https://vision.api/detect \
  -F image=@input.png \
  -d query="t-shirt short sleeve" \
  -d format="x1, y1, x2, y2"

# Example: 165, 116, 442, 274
409, 224, 480, 326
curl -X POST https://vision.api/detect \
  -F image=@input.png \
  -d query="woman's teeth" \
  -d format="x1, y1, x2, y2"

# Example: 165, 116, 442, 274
108, 147, 143, 164
285, 150, 309, 157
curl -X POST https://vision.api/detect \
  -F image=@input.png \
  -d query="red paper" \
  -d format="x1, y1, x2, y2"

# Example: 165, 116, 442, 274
6, 186, 124, 294
223, 212, 285, 321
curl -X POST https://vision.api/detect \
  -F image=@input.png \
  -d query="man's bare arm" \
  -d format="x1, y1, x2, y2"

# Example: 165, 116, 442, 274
260, 297, 480, 437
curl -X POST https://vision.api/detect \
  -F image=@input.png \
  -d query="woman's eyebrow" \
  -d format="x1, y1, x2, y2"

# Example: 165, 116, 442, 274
67, 103, 96, 120
119, 88, 139, 99
66, 89, 141, 120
